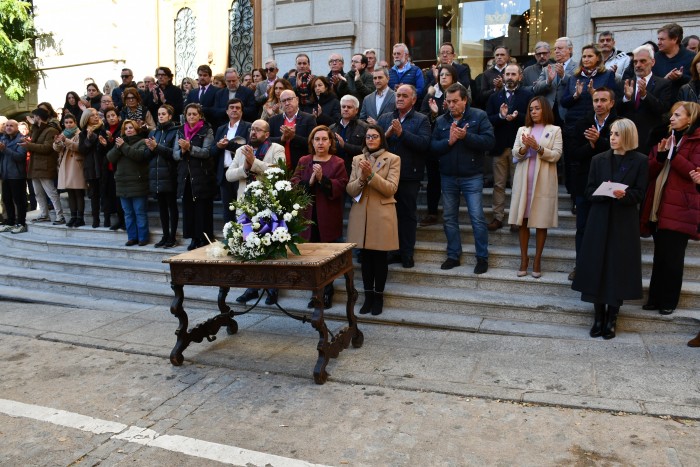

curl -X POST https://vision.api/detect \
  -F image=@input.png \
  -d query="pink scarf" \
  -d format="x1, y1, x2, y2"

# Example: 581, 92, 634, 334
183, 120, 204, 140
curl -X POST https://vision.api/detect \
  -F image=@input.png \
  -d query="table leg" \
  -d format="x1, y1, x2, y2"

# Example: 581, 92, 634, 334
311, 286, 330, 384
217, 287, 238, 335
344, 270, 363, 348
169, 284, 188, 366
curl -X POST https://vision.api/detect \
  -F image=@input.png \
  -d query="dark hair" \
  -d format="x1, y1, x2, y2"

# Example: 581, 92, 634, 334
592, 86, 616, 102
436, 65, 458, 91
38, 101, 58, 118
63, 92, 82, 109
159, 104, 175, 117
122, 87, 142, 105
226, 98, 243, 108
575, 44, 607, 75
441, 42, 455, 54
310, 76, 335, 103
86, 82, 101, 94
353, 53, 369, 67
525, 96, 555, 126
682, 35, 700, 49
183, 103, 204, 119
267, 78, 294, 103
658, 23, 684, 45
363, 123, 388, 151
493, 45, 509, 56
308, 125, 337, 155
197, 64, 213, 76
62, 113, 76, 123
691, 53, 700, 81
103, 106, 118, 117
642, 40, 659, 53
445, 83, 468, 100
156, 66, 173, 83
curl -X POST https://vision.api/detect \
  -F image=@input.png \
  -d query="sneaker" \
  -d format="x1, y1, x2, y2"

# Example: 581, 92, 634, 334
52, 217, 66, 225
0, 224, 15, 233
474, 258, 489, 275
10, 224, 27, 234
440, 258, 460, 270
31, 216, 50, 223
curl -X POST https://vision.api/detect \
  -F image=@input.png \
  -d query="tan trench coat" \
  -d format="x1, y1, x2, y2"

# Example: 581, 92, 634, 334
55, 132, 87, 190
508, 124, 562, 228
346, 149, 400, 251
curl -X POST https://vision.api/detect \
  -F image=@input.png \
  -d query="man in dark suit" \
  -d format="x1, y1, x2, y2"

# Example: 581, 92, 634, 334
618, 44, 673, 155
377, 84, 431, 268
426, 42, 472, 92
485, 63, 533, 231
185, 64, 219, 126
210, 98, 251, 223
213, 68, 257, 126
268, 89, 317, 171
359, 67, 396, 123
329, 95, 368, 176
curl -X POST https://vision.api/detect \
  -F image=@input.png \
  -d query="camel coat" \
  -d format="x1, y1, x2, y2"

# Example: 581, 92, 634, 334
346, 149, 400, 251
508, 124, 563, 228
54, 132, 87, 190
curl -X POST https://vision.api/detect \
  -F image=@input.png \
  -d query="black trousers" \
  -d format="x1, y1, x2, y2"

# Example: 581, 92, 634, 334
425, 155, 441, 214
157, 191, 179, 238
394, 179, 420, 259
361, 249, 388, 292
2, 179, 28, 225
648, 229, 690, 310
66, 189, 85, 215
219, 179, 239, 223
182, 178, 214, 242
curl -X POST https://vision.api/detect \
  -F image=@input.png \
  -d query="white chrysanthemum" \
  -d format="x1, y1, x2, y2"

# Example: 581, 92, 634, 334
253, 222, 260, 230
246, 181, 261, 191
293, 203, 300, 210
291, 210, 298, 217
206, 242, 228, 258
283, 213, 292, 222
271, 190, 278, 197
254, 189, 263, 197
275, 180, 292, 192
265, 167, 284, 176
228, 205, 234, 211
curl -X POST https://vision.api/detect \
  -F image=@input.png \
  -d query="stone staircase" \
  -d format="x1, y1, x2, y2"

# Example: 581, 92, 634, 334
0, 187, 697, 339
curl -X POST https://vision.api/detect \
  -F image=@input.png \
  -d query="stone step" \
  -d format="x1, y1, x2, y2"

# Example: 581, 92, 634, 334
0, 262, 695, 338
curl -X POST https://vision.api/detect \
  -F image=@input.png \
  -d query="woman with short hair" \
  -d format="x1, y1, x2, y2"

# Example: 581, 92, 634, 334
119, 87, 155, 135
78, 108, 108, 228
572, 118, 648, 340
53, 113, 86, 227
309, 76, 341, 126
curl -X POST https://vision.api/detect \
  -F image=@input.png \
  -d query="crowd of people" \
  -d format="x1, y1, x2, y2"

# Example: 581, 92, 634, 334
0, 23, 699, 342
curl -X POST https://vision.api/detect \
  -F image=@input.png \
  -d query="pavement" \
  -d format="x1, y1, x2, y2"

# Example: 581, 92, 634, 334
0, 292, 699, 465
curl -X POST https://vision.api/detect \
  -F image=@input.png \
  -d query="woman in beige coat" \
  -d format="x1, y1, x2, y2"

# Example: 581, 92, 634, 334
346, 124, 400, 316
53, 113, 87, 227
508, 96, 563, 278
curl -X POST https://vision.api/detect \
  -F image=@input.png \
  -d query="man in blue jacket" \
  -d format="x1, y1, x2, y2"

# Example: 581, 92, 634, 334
377, 84, 431, 268
0, 120, 29, 233
430, 83, 495, 274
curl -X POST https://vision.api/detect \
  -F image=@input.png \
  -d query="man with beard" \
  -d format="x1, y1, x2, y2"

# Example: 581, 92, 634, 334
211, 98, 251, 223
329, 95, 368, 176
268, 89, 317, 170
377, 84, 431, 268
426, 42, 472, 92
485, 63, 533, 231
144, 66, 184, 122
227, 119, 286, 306
567, 86, 618, 281
523, 42, 553, 88
388, 43, 425, 106
598, 31, 630, 82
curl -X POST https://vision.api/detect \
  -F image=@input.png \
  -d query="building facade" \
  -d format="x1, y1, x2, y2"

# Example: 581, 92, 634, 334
20, 0, 700, 117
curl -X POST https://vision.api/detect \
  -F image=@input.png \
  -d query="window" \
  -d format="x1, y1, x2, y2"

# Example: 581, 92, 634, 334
229, 0, 254, 74
175, 8, 197, 83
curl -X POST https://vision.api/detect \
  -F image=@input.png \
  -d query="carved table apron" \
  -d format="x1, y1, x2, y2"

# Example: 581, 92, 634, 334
163, 243, 363, 384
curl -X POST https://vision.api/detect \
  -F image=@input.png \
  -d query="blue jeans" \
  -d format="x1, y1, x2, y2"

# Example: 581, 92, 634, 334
441, 174, 488, 260
120, 196, 149, 242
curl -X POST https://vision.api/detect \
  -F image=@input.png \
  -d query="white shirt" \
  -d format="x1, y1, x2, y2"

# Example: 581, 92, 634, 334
224, 121, 240, 168
622, 71, 653, 103
375, 88, 387, 114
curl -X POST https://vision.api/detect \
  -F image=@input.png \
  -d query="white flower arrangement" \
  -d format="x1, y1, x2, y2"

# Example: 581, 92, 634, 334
220, 162, 312, 261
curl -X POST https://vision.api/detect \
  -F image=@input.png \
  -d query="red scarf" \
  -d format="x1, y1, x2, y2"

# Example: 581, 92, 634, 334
183, 120, 205, 140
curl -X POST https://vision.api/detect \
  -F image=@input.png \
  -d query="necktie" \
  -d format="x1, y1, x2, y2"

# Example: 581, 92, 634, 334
634, 78, 644, 110
199, 85, 205, 100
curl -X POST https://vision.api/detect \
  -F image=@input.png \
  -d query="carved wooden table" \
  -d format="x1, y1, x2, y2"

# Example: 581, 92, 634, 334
163, 243, 363, 384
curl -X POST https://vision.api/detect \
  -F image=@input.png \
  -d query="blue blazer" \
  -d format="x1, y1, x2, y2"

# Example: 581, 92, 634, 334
213, 85, 258, 127
485, 87, 533, 154
210, 120, 252, 185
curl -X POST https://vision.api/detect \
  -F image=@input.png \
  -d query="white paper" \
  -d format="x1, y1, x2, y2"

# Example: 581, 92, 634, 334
592, 181, 628, 198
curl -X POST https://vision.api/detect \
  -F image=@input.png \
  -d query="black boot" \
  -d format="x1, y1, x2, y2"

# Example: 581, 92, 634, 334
66, 212, 77, 228
590, 303, 606, 338
154, 235, 168, 248
92, 214, 100, 228
603, 305, 619, 340
73, 212, 85, 227
103, 214, 111, 228
359, 290, 374, 314
371, 292, 384, 315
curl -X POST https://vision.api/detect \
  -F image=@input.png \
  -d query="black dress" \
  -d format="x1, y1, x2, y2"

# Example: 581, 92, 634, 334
572, 150, 648, 306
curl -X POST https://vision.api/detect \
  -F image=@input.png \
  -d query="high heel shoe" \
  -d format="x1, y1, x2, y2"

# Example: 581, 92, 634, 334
517, 257, 529, 277
531, 257, 542, 279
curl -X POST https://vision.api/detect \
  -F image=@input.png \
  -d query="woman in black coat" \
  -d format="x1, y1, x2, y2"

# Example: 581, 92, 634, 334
572, 118, 648, 340
309, 76, 341, 126
78, 108, 108, 228
145, 104, 180, 248
174, 103, 216, 251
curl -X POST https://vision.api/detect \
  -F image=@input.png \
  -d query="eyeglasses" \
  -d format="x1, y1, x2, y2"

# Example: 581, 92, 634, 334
266, 67, 276, 72
535, 52, 549, 56
280, 97, 296, 103
156, 73, 166, 77
329, 59, 342, 64
365, 134, 380, 140
121, 75, 132, 79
